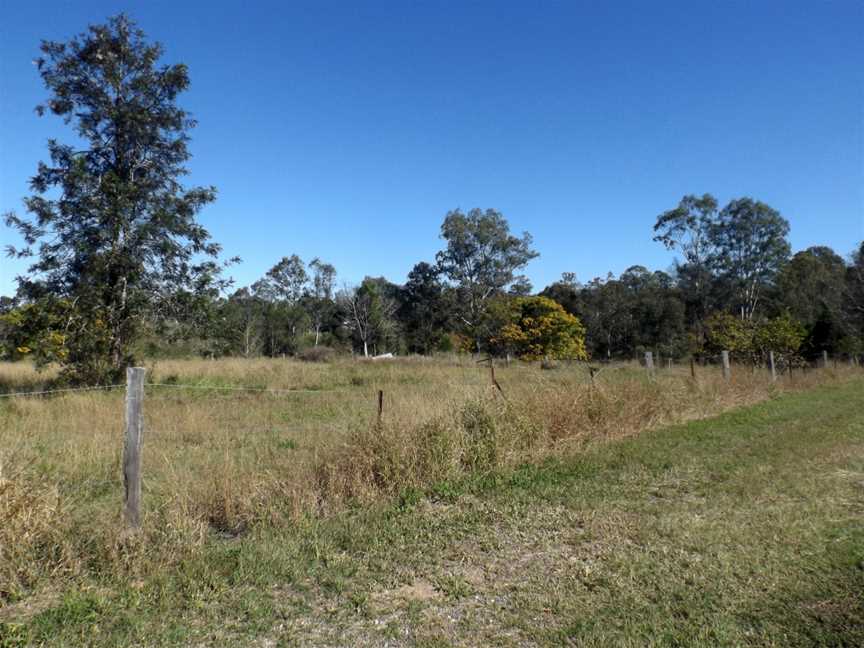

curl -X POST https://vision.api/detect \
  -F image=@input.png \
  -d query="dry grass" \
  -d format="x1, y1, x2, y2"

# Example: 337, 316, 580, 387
0, 355, 857, 604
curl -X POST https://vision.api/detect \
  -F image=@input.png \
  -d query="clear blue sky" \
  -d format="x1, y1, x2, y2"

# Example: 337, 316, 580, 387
1, 0, 862, 297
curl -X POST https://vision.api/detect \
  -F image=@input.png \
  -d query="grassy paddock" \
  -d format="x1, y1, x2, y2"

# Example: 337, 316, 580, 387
0, 356, 861, 644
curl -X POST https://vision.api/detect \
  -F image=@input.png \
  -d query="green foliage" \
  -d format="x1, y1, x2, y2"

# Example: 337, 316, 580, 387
397, 262, 452, 354
0, 300, 70, 364
491, 296, 588, 361
0, 299, 119, 382
338, 277, 399, 357
754, 313, 806, 357
543, 268, 688, 360
704, 312, 753, 356
705, 311, 805, 363
708, 197, 791, 320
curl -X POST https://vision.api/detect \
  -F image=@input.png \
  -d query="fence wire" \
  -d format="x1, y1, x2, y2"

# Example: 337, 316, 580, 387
0, 384, 125, 399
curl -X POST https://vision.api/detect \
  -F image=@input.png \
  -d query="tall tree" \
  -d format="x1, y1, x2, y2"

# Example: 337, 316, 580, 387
307, 258, 337, 346
653, 194, 718, 331
398, 261, 449, 354
265, 255, 308, 304
435, 208, 538, 351
776, 246, 847, 355
843, 242, 864, 354
262, 255, 309, 349
708, 198, 790, 320
3, 15, 227, 382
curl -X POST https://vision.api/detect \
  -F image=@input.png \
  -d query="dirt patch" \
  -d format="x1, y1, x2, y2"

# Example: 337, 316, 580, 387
380, 579, 439, 603
0, 590, 60, 622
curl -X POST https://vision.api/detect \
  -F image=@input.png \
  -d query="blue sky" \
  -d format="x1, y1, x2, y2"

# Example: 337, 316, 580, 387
1, 0, 862, 297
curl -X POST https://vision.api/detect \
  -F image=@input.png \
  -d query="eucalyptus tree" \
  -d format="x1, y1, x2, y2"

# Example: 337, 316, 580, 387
307, 257, 337, 346
708, 198, 790, 320
653, 194, 718, 329
338, 278, 398, 357
263, 255, 310, 349
4, 15, 228, 382
435, 208, 538, 351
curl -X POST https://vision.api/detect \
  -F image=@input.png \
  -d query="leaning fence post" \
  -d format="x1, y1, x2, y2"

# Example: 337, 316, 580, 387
769, 351, 776, 382
645, 351, 654, 376
721, 351, 731, 381
123, 367, 145, 529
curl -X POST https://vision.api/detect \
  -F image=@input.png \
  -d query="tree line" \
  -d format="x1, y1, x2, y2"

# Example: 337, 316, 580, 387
1, 15, 862, 383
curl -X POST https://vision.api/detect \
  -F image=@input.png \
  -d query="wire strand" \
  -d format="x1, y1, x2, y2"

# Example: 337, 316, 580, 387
144, 383, 334, 394
0, 384, 125, 399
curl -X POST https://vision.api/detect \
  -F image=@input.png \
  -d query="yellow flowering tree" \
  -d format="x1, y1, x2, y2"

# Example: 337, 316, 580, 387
491, 296, 587, 361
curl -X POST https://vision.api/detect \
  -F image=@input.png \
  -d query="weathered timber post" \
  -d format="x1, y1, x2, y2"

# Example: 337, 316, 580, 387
721, 351, 731, 381
377, 389, 384, 423
645, 351, 654, 376
690, 357, 696, 379
123, 367, 146, 529
667, 358, 672, 370
769, 351, 776, 382
822, 350, 829, 368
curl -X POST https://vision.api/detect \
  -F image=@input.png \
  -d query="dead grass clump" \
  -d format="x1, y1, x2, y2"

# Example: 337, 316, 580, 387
0, 472, 79, 601
460, 401, 498, 472
318, 400, 504, 503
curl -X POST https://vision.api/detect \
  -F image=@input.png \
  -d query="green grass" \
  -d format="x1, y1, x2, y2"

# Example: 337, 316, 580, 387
2, 379, 863, 647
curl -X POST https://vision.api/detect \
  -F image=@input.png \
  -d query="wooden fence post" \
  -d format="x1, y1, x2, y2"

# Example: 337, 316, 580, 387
123, 367, 145, 529
822, 350, 829, 368
690, 357, 696, 379
645, 351, 654, 376
721, 351, 731, 381
769, 351, 776, 382
377, 389, 384, 422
